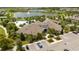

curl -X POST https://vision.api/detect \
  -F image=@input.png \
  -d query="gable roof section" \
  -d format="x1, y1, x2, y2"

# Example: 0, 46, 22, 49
43, 19, 62, 31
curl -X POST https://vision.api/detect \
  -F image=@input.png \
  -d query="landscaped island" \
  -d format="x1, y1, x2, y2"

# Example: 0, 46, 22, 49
0, 7, 79, 51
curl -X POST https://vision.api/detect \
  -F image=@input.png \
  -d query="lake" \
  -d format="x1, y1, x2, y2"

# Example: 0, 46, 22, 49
14, 9, 55, 18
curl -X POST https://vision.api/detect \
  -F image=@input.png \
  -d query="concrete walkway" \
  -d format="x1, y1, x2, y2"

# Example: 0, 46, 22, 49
45, 34, 62, 43
0, 25, 8, 38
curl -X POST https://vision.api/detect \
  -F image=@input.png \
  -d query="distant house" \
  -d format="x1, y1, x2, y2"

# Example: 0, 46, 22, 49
16, 18, 62, 35
14, 21, 29, 28
65, 14, 79, 21
0, 11, 5, 16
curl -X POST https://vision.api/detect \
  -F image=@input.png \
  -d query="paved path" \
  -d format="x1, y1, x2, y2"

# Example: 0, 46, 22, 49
45, 34, 49, 40
12, 46, 17, 51
0, 25, 8, 38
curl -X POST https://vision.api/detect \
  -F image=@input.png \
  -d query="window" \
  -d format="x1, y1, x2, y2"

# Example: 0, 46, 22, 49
64, 49, 69, 51
73, 31, 78, 34
26, 46, 29, 50
43, 29, 47, 33
37, 42, 43, 48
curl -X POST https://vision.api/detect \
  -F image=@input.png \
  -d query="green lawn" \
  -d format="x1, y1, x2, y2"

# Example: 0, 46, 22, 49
0, 27, 5, 36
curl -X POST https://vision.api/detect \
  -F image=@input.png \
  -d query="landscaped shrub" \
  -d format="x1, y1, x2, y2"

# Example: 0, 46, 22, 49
47, 38, 54, 43
55, 36, 61, 40
48, 34, 54, 38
